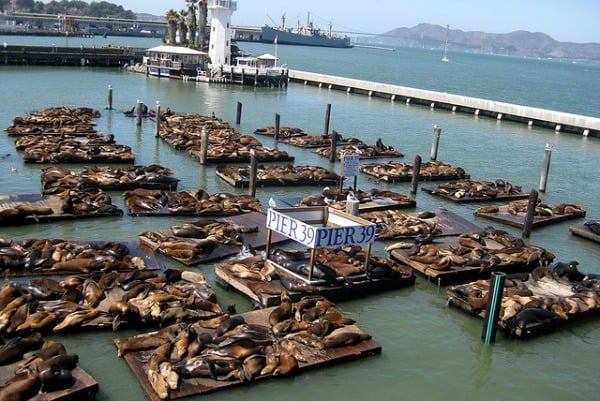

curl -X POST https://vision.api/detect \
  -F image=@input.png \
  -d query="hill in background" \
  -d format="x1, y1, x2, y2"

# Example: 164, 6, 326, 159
363, 23, 600, 64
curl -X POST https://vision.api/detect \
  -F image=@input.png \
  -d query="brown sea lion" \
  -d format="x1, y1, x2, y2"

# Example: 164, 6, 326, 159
0, 369, 41, 401
268, 291, 293, 326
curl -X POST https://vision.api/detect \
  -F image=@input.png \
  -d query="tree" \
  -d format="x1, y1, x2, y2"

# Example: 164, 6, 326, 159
178, 9, 188, 45
185, 0, 197, 46
15, 0, 35, 11
0, 0, 12, 12
198, 1, 208, 51
165, 9, 178, 45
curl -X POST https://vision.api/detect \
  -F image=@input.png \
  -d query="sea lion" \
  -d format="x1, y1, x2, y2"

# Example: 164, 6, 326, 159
0, 369, 41, 401
215, 315, 245, 337
268, 292, 293, 326
39, 368, 74, 393
323, 329, 372, 348
0, 332, 43, 364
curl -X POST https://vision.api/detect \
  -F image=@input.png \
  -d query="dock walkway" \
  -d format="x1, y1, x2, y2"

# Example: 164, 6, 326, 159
288, 70, 600, 137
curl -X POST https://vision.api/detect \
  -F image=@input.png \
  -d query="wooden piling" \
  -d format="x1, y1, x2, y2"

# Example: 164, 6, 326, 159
324, 103, 331, 135
274, 113, 280, 141
539, 144, 552, 192
106, 84, 113, 110
411, 155, 422, 194
430, 125, 441, 161
154, 101, 160, 137
330, 130, 338, 163
248, 149, 257, 197
522, 189, 539, 238
199, 127, 208, 165
135, 99, 142, 126
235, 101, 242, 124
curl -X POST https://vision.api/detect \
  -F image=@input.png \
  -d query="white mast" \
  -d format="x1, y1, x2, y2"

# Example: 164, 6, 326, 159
442, 24, 449, 62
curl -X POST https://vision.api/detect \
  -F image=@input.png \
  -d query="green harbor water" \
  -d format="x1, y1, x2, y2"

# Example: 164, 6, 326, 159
1, 36, 600, 401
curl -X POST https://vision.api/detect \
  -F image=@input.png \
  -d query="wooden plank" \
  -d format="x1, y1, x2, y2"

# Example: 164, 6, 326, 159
138, 212, 291, 266
117, 306, 381, 401
569, 223, 600, 244
475, 205, 586, 229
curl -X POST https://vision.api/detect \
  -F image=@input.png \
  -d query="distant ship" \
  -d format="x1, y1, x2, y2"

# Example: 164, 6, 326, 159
261, 13, 352, 49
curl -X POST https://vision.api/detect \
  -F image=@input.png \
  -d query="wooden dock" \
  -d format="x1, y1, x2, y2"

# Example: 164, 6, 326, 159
288, 70, 600, 137
0, 44, 142, 67
117, 306, 381, 401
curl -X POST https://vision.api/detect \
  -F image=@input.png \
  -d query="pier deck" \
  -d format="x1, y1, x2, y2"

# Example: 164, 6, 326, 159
288, 70, 600, 137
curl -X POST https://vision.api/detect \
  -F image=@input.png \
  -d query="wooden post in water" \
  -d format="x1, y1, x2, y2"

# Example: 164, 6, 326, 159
199, 127, 208, 165
324, 103, 331, 136
135, 99, 142, 126
411, 155, 422, 194
235, 101, 242, 124
154, 100, 160, 137
248, 149, 257, 197
539, 144, 552, 192
106, 85, 113, 110
522, 189, 539, 238
329, 130, 338, 163
431, 125, 442, 161
274, 113, 280, 141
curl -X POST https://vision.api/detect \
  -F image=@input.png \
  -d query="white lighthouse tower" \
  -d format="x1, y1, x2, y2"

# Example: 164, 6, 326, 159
207, 0, 237, 67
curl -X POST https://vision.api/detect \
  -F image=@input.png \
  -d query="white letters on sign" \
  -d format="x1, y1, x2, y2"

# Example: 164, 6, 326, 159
266, 209, 376, 249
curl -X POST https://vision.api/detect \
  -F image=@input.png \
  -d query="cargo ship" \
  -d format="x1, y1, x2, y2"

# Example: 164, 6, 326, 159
260, 13, 352, 48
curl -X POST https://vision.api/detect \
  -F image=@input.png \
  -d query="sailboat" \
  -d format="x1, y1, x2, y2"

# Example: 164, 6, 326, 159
441, 24, 449, 62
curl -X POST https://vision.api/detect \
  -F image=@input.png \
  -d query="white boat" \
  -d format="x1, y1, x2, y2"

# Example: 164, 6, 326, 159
442, 24, 449, 62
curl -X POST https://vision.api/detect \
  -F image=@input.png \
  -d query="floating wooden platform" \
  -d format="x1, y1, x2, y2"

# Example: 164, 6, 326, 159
361, 209, 482, 239
569, 221, 600, 243
277, 193, 416, 212
0, 362, 98, 401
474, 204, 586, 229
0, 193, 123, 226
0, 240, 159, 277
138, 212, 290, 265
360, 161, 469, 182
117, 306, 381, 401
216, 165, 340, 188
123, 189, 264, 216
41, 165, 180, 194
188, 148, 294, 164
253, 126, 306, 138
446, 271, 600, 339
215, 263, 415, 308
282, 134, 351, 148
421, 178, 530, 203
314, 145, 404, 161
388, 231, 553, 284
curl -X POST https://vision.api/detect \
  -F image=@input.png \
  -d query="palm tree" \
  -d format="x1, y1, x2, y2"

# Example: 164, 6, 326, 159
186, 0, 198, 46
165, 9, 178, 44
198, 1, 208, 51
178, 9, 189, 45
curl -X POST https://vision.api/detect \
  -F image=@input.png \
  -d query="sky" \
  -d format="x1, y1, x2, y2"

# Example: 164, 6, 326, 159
103, 0, 599, 43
